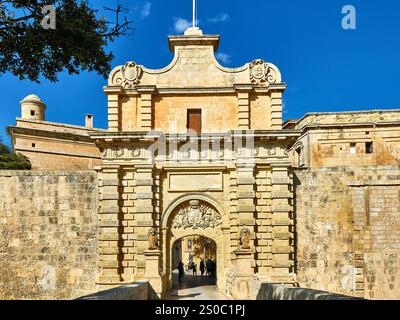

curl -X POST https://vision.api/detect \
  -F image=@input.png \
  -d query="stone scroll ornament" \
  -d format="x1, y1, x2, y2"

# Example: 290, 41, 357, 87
239, 227, 251, 249
147, 228, 159, 250
249, 59, 278, 86
172, 200, 222, 230
114, 62, 143, 88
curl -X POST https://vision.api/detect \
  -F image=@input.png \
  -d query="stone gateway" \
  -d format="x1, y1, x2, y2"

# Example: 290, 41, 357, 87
2, 25, 400, 300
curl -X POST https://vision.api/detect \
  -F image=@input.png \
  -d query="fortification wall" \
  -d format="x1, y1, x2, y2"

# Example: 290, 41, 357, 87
294, 166, 400, 299
1, 166, 399, 300
0, 170, 99, 300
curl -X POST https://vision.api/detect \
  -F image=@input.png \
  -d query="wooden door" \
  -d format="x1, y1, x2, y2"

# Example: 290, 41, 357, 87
187, 109, 202, 134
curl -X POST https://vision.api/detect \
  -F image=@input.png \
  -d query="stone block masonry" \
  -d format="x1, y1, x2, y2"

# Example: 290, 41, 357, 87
294, 165, 400, 299
0, 171, 99, 299
252, 282, 362, 300
78, 281, 150, 300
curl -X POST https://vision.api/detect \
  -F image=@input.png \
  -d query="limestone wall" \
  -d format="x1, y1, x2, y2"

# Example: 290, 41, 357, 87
296, 110, 400, 129
11, 118, 103, 170
14, 151, 101, 171
252, 282, 361, 300
294, 166, 400, 299
153, 94, 238, 133
2, 166, 399, 300
77, 281, 149, 300
0, 171, 99, 300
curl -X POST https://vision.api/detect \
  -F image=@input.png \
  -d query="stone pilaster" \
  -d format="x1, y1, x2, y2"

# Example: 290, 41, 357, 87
104, 87, 123, 132
153, 169, 161, 226
143, 250, 163, 299
133, 165, 156, 277
138, 86, 156, 131
353, 252, 365, 298
228, 167, 239, 260
231, 248, 257, 300
161, 227, 169, 286
236, 163, 256, 272
120, 167, 136, 282
351, 188, 367, 298
235, 85, 253, 130
255, 166, 272, 277
270, 91, 283, 129
270, 163, 295, 283
97, 165, 122, 284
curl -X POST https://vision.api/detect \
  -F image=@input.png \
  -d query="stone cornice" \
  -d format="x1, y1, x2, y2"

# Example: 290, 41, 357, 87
234, 84, 254, 92
157, 87, 236, 94
296, 109, 400, 129
0, 170, 96, 177
14, 118, 106, 133
136, 85, 157, 94
156, 165, 228, 171
14, 146, 101, 159
299, 121, 400, 131
103, 86, 124, 95
168, 34, 220, 52
102, 84, 287, 96
255, 84, 287, 92
11, 126, 100, 143
91, 130, 301, 142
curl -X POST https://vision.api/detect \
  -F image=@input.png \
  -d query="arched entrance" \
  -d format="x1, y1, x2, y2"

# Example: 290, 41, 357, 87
171, 235, 217, 289
161, 194, 229, 294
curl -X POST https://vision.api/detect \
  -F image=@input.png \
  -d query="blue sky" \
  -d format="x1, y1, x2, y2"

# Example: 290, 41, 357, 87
1, 0, 400, 145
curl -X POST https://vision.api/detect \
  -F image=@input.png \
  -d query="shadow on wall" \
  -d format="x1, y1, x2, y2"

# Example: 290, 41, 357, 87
255, 283, 363, 300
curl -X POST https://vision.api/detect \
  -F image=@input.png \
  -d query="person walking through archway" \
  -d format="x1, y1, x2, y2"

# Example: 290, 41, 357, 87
200, 260, 205, 277
206, 259, 212, 277
211, 260, 216, 278
178, 261, 185, 283
192, 263, 197, 276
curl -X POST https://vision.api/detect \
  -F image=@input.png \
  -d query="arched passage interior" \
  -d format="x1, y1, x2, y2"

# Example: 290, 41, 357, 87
171, 235, 217, 289
160, 195, 230, 293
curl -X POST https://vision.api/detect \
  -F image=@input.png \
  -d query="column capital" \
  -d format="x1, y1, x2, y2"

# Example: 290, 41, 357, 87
99, 164, 121, 172
143, 249, 162, 257
234, 84, 254, 92
236, 163, 256, 172
137, 85, 157, 94
103, 86, 124, 95
270, 161, 291, 169
234, 248, 255, 257
135, 164, 155, 172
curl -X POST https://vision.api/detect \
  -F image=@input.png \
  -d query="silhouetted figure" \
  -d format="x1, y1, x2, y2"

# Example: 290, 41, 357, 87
211, 260, 216, 278
178, 262, 185, 283
192, 263, 197, 276
206, 259, 212, 277
200, 260, 205, 277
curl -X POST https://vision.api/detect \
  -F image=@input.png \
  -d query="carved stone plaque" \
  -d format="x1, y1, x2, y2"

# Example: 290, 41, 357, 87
168, 172, 223, 191
172, 200, 222, 230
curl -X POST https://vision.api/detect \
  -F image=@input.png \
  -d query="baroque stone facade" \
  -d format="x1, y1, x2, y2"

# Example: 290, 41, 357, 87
2, 26, 400, 300
85, 27, 297, 298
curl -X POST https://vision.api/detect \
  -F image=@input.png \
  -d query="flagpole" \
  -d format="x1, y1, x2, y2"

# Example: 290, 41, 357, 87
193, 0, 196, 27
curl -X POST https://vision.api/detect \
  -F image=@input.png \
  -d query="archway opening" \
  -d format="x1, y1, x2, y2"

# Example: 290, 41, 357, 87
171, 236, 217, 290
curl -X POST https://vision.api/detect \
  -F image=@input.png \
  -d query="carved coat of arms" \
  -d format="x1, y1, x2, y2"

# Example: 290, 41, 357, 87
249, 59, 277, 86
172, 200, 221, 230
121, 61, 142, 88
